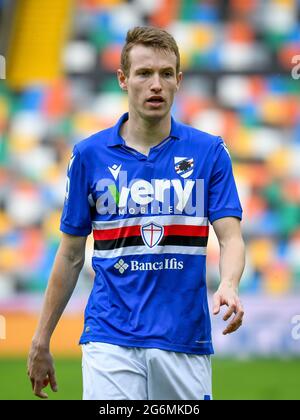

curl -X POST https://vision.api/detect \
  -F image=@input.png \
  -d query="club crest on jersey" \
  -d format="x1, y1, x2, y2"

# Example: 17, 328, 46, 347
174, 157, 194, 178
141, 222, 164, 248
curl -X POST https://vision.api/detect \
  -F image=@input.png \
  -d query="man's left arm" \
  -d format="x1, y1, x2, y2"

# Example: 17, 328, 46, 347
212, 216, 246, 335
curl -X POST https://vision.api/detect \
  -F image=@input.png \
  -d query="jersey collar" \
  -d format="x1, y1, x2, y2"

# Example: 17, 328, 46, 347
107, 112, 181, 148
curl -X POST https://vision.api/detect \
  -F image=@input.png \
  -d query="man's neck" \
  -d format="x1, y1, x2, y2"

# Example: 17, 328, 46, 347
120, 112, 171, 156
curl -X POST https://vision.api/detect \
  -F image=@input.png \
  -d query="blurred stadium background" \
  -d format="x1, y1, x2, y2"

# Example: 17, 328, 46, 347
0, 0, 300, 400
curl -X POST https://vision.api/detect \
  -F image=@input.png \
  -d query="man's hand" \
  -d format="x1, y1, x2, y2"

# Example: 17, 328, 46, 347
213, 281, 244, 335
27, 344, 58, 399
26, 234, 87, 399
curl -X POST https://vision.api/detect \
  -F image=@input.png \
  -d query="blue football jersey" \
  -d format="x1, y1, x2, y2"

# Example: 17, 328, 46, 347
60, 112, 243, 355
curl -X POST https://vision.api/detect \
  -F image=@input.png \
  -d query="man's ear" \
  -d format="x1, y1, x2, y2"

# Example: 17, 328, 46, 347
176, 72, 183, 91
117, 69, 128, 91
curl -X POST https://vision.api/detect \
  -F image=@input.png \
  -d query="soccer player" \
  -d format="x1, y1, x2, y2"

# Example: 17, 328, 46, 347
28, 26, 245, 400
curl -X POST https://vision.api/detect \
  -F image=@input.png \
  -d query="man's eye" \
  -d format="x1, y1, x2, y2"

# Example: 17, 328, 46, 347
164, 72, 173, 77
139, 71, 150, 76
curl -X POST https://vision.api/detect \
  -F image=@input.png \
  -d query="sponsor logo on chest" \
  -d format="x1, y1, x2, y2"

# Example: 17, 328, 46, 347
95, 164, 204, 216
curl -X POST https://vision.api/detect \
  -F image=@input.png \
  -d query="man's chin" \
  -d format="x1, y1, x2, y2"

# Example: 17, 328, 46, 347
141, 107, 169, 121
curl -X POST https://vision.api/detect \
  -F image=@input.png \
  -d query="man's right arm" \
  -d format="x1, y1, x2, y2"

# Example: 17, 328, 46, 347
27, 233, 87, 398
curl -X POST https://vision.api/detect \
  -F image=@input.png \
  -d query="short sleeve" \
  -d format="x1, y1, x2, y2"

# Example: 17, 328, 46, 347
60, 146, 92, 236
208, 138, 243, 224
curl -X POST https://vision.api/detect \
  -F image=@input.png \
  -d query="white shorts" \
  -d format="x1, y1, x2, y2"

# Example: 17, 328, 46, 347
82, 342, 212, 400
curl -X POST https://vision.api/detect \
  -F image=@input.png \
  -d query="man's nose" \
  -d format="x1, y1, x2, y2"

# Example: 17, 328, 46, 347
150, 74, 162, 92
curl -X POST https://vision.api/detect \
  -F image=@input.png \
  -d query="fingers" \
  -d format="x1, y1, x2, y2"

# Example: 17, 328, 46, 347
49, 371, 58, 392
223, 303, 244, 335
223, 317, 243, 335
223, 301, 237, 321
29, 371, 57, 398
213, 289, 244, 335
27, 349, 56, 398
213, 293, 221, 315
33, 380, 49, 399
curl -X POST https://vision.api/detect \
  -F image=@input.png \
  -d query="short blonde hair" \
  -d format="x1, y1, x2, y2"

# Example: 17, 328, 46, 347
121, 26, 180, 77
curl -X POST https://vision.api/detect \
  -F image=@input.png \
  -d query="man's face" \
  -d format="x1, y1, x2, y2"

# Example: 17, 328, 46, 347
118, 45, 182, 121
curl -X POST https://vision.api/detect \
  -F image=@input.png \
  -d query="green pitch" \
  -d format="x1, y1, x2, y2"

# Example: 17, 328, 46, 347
0, 358, 299, 400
